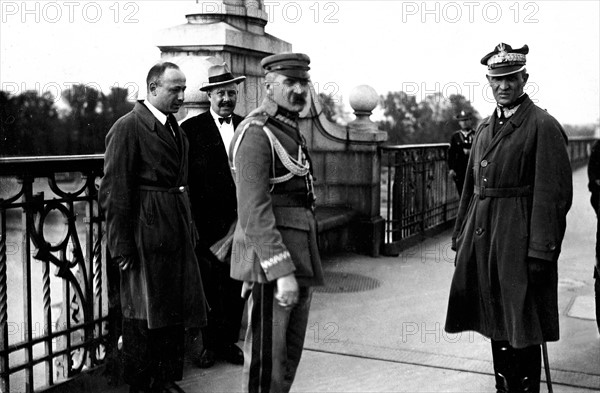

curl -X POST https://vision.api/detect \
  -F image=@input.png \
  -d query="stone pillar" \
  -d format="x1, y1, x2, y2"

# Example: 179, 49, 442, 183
154, 0, 291, 120
301, 85, 388, 256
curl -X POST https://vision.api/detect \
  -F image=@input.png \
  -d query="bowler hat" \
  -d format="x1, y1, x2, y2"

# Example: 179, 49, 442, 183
481, 43, 528, 77
261, 53, 311, 80
200, 63, 246, 92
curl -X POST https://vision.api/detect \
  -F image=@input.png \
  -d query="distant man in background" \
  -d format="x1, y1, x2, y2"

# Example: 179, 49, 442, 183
229, 53, 324, 393
586, 140, 600, 334
448, 110, 475, 196
445, 43, 572, 393
181, 61, 246, 368
100, 62, 206, 393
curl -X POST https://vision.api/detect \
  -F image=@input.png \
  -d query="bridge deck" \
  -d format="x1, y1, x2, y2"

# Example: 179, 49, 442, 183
108, 166, 599, 393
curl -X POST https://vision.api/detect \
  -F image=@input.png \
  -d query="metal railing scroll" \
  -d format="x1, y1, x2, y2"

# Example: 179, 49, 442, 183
0, 155, 110, 392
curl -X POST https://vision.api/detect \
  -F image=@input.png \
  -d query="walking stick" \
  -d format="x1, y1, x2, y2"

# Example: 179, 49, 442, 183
542, 341, 553, 393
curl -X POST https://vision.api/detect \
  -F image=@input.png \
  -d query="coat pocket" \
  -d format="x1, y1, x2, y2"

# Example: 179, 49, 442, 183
139, 192, 157, 226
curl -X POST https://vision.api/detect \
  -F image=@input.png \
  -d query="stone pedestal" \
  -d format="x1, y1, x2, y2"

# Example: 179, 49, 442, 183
301, 85, 388, 256
155, 0, 291, 120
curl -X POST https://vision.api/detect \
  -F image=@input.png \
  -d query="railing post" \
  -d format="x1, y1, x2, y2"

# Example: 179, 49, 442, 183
0, 209, 9, 393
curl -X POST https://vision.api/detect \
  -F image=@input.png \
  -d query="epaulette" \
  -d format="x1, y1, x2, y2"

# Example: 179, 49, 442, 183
231, 113, 310, 191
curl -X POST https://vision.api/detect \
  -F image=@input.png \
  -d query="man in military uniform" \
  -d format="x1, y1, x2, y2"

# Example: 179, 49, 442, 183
445, 43, 572, 393
229, 53, 324, 393
448, 110, 475, 196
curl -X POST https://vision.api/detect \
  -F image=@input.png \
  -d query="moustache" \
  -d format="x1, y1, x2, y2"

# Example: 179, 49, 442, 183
290, 94, 307, 105
219, 102, 234, 108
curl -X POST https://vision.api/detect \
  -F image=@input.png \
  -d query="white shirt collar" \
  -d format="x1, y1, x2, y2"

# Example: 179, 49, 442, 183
143, 99, 168, 125
209, 107, 235, 157
209, 107, 232, 122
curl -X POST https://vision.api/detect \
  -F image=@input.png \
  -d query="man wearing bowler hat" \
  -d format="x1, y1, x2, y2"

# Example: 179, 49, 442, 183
181, 60, 246, 368
445, 43, 572, 392
229, 52, 324, 393
448, 110, 475, 196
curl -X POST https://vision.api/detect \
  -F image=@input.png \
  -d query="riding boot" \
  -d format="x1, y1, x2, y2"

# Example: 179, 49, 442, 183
491, 340, 513, 393
514, 345, 541, 393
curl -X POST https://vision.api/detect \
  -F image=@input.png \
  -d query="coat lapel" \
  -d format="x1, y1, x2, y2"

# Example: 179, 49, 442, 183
481, 97, 533, 159
134, 101, 180, 155
175, 121, 188, 184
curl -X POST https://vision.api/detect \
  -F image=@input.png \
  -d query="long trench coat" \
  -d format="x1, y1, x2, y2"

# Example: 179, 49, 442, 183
99, 101, 207, 329
445, 96, 572, 348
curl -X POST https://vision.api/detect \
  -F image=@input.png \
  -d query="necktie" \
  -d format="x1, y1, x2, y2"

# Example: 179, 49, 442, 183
219, 117, 232, 125
166, 115, 179, 143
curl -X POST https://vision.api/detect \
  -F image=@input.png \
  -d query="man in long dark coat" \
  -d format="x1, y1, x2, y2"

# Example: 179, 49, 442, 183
445, 43, 572, 393
100, 62, 207, 393
586, 140, 600, 334
229, 53, 324, 393
181, 61, 246, 368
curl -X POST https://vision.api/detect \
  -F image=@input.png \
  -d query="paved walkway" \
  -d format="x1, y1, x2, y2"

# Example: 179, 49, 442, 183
109, 167, 600, 392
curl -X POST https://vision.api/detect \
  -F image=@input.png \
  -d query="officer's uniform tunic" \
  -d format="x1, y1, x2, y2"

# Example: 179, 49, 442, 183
229, 99, 324, 393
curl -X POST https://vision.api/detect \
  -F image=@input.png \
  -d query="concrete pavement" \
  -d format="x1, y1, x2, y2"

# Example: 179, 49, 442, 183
108, 166, 599, 392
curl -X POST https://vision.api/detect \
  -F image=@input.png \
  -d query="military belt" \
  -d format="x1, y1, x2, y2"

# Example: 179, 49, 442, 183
474, 185, 532, 199
139, 185, 188, 194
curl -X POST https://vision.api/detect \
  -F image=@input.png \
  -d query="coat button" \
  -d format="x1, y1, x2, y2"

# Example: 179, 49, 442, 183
481, 160, 488, 168
179, 186, 185, 192
475, 227, 484, 236
547, 242, 556, 251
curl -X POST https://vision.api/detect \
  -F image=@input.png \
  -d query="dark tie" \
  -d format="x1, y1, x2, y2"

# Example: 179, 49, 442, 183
166, 115, 179, 143
219, 117, 232, 125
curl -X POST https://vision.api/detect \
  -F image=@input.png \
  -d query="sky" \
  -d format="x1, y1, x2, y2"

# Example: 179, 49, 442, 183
1, 0, 599, 125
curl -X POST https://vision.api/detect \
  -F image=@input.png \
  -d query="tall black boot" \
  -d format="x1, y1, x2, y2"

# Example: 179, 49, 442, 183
514, 345, 541, 393
491, 340, 513, 393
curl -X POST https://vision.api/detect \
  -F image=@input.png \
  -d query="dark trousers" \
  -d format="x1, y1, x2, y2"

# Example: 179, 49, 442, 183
491, 340, 541, 393
122, 318, 184, 389
198, 251, 246, 350
454, 175, 465, 197
242, 283, 313, 393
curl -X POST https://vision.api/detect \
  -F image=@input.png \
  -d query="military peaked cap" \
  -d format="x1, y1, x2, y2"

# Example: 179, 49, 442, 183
481, 43, 528, 77
455, 110, 473, 121
261, 53, 311, 80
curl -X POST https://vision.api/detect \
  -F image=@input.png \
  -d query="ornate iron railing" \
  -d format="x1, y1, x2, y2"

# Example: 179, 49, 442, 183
0, 155, 110, 393
568, 136, 597, 169
380, 144, 459, 256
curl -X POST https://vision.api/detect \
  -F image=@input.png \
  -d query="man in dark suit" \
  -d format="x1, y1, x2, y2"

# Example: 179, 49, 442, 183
181, 61, 246, 368
100, 62, 207, 393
